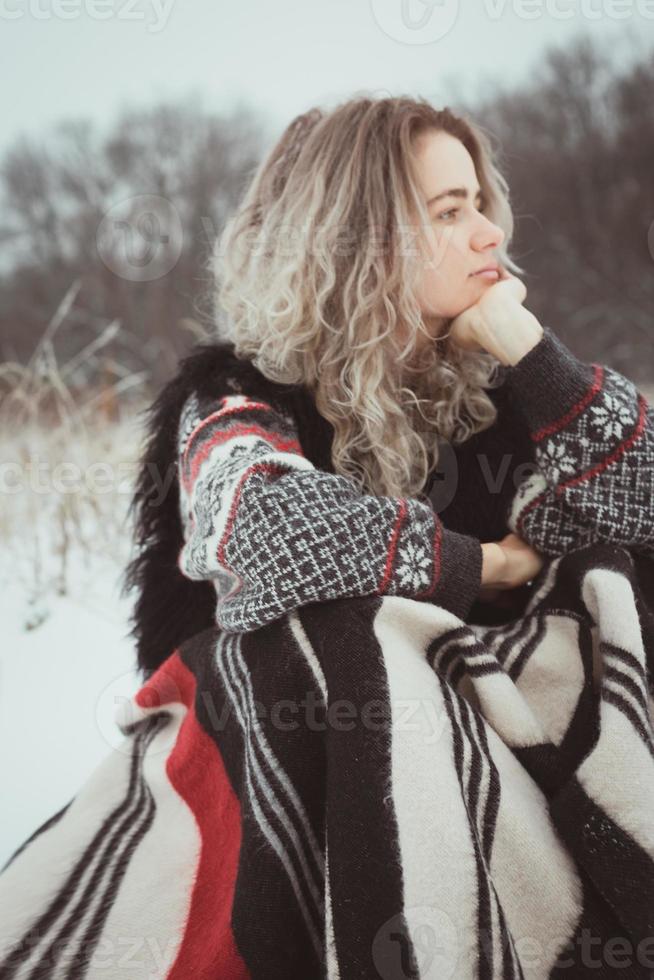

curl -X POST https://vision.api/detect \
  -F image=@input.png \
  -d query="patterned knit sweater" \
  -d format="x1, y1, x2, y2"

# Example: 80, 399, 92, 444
175, 325, 654, 634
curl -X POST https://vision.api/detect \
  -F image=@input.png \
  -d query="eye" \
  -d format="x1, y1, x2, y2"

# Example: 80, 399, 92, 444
436, 199, 487, 221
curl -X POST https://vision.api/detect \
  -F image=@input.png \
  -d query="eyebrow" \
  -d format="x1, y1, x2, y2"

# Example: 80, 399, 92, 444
426, 186, 483, 207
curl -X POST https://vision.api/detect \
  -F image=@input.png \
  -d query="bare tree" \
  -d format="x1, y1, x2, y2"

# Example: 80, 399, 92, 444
463, 34, 654, 379
0, 95, 267, 386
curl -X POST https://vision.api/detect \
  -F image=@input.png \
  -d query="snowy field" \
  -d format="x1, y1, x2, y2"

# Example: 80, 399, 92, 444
0, 408, 146, 869
0, 558, 141, 869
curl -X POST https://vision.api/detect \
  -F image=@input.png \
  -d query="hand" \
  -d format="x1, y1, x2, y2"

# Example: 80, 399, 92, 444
448, 266, 543, 366
480, 532, 545, 593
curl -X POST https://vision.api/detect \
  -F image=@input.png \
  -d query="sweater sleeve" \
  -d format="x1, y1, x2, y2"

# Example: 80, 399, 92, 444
176, 390, 483, 632
501, 324, 654, 557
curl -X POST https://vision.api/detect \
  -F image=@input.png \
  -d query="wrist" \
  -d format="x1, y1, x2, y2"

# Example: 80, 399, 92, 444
476, 312, 544, 367
501, 325, 598, 434
481, 542, 505, 586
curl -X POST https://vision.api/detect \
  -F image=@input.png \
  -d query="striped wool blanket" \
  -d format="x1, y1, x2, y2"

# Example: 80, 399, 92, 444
1, 542, 654, 980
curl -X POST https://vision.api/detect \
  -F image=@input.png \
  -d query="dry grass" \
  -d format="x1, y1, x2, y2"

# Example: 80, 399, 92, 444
0, 283, 150, 624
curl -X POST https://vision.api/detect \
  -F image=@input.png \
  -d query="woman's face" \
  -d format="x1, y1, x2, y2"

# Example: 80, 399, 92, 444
411, 129, 506, 334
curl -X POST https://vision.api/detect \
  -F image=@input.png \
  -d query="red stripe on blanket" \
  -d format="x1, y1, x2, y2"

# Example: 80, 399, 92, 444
136, 654, 250, 979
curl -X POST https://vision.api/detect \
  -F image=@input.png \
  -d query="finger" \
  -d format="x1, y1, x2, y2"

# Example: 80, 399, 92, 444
495, 266, 524, 291
503, 277, 526, 299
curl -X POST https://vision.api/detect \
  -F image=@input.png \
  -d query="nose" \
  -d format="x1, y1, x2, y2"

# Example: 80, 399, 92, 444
471, 214, 505, 252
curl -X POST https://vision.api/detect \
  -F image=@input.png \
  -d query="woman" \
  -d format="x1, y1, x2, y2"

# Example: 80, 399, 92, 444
125, 95, 651, 677
2, 96, 653, 980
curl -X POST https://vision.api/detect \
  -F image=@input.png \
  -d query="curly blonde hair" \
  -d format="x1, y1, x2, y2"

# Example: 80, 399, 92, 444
211, 94, 524, 501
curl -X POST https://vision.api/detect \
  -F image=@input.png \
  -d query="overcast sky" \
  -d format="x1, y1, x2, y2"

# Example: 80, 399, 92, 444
1, 0, 650, 155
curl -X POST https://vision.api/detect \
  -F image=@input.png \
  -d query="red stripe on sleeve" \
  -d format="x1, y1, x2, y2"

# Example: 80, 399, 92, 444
183, 399, 272, 469
422, 518, 443, 598
182, 420, 304, 493
555, 393, 649, 495
216, 460, 289, 566
531, 365, 604, 443
378, 498, 408, 592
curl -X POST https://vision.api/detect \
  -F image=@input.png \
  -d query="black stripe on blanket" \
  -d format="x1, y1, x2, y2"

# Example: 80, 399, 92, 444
1, 800, 73, 876
180, 618, 331, 979
439, 679, 524, 980
0, 714, 166, 979
551, 778, 654, 951
297, 596, 422, 980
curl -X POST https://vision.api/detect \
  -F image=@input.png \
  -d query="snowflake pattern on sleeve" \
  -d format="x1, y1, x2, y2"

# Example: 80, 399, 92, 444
507, 362, 654, 558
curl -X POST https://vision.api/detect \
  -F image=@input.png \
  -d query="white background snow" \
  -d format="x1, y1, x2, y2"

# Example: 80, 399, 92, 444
0, 554, 142, 870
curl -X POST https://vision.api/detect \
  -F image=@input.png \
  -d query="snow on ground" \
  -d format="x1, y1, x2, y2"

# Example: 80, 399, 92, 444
0, 557, 142, 870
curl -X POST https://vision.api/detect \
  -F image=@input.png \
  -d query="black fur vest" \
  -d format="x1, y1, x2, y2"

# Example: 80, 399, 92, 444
122, 341, 338, 679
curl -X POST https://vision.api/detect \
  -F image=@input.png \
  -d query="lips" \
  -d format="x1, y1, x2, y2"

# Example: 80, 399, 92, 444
471, 264, 500, 277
